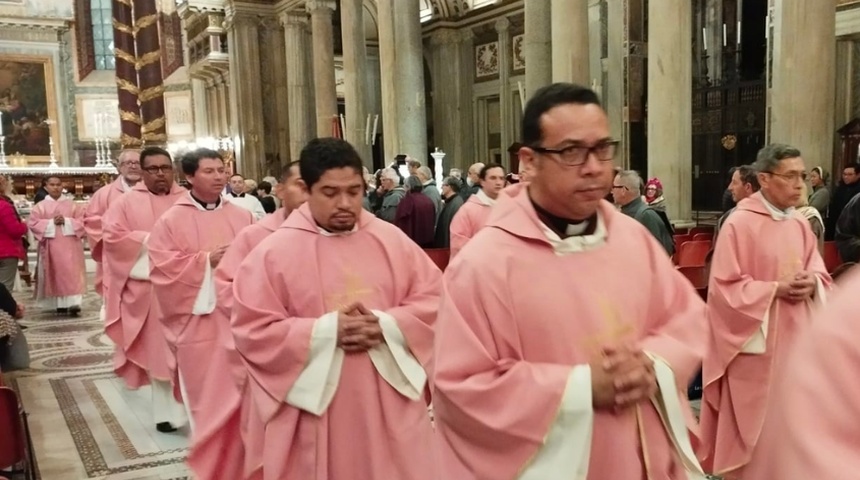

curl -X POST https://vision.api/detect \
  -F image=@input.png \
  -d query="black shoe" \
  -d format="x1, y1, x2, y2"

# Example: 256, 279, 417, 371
156, 422, 178, 433
56, 308, 68, 314
69, 306, 81, 317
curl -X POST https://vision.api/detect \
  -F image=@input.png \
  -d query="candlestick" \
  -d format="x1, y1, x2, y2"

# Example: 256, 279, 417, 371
45, 119, 57, 169
0, 136, 6, 168
702, 27, 707, 51
0, 111, 3, 137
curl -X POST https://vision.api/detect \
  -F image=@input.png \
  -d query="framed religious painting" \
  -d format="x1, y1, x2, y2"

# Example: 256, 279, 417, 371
0, 54, 61, 164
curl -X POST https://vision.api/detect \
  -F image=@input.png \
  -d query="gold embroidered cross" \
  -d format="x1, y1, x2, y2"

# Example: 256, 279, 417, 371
581, 297, 636, 360
324, 267, 376, 311
777, 250, 803, 281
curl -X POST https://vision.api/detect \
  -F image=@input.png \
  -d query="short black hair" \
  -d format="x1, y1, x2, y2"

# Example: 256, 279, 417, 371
230, 173, 244, 181
736, 165, 761, 192
299, 138, 364, 190
845, 163, 860, 175
522, 83, 602, 147
257, 181, 272, 194
279, 161, 301, 182
45, 175, 62, 184
479, 163, 505, 180
181, 148, 223, 176
140, 146, 171, 169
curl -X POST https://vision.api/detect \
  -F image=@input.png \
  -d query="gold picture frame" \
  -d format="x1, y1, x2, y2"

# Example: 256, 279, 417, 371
0, 53, 60, 164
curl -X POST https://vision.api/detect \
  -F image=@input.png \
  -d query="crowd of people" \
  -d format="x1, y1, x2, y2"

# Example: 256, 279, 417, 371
1, 82, 859, 480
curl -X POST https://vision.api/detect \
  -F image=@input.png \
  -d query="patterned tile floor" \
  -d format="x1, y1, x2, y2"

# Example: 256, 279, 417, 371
5, 272, 191, 480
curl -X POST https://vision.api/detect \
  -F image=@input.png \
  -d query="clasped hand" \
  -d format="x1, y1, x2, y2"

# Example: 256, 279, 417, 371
52, 215, 65, 226
336, 302, 383, 353
209, 245, 228, 268
776, 271, 816, 303
590, 344, 657, 410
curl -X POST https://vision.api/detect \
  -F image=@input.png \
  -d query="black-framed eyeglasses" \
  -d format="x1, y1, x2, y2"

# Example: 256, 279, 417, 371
530, 140, 619, 166
143, 165, 174, 174
764, 171, 807, 182
120, 161, 141, 168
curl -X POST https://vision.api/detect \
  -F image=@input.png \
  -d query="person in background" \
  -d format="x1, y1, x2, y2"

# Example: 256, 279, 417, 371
449, 163, 506, 258
394, 176, 436, 248
256, 181, 277, 214
643, 177, 666, 212
375, 167, 405, 223
0, 175, 26, 293
226, 174, 266, 220
244, 179, 258, 197
826, 163, 860, 240
433, 176, 464, 248
33, 177, 48, 204
722, 167, 738, 212
613, 170, 675, 256
797, 182, 825, 255
416, 166, 442, 216
808, 166, 831, 217
835, 190, 860, 263
459, 162, 484, 200
407, 157, 422, 176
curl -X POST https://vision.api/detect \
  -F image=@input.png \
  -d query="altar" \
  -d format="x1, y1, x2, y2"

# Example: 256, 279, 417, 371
2, 166, 117, 199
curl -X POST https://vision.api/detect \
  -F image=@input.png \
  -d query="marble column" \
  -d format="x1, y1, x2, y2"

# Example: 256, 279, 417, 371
496, 19, 513, 157
377, 0, 399, 160
193, 79, 210, 137
226, 10, 265, 180
524, 0, 552, 98
606, 0, 626, 167
340, 0, 372, 168
551, 0, 589, 85
430, 28, 460, 168
281, 12, 315, 163
307, 0, 338, 137
216, 75, 230, 137
647, 0, 692, 222
834, 40, 853, 172
770, 0, 836, 170
392, 0, 428, 160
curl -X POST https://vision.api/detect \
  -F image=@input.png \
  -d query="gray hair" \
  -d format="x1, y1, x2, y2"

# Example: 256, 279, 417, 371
381, 167, 399, 181
617, 170, 643, 193
417, 166, 433, 181
405, 175, 423, 193
753, 143, 802, 173
442, 176, 462, 193
449, 168, 462, 179
116, 149, 139, 164
469, 162, 485, 175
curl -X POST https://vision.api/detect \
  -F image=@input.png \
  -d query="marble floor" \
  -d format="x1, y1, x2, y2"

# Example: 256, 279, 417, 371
4, 272, 191, 480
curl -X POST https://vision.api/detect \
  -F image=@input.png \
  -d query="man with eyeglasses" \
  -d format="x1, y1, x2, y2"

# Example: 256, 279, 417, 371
700, 143, 831, 479
433, 83, 707, 480
612, 170, 675, 256
101, 146, 187, 433
85, 149, 141, 307
448, 162, 506, 258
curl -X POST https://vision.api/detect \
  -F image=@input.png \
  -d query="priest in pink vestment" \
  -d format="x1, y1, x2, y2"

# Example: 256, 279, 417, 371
448, 162, 505, 258
188, 160, 307, 480
434, 84, 708, 480
102, 147, 187, 432
230, 138, 440, 480
148, 148, 254, 434
698, 143, 831, 479
84, 149, 141, 298
28, 176, 86, 314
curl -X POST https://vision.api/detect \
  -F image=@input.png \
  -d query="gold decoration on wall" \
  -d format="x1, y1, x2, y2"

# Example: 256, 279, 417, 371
138, 85, 165, 103
115, 78, 139, 94
136, 51, 161, 69
134, 14, 158, 33
114, 48, 136, 66
141, 116, 166, 133
721, 134, 737, 150
119, 110, 142, 124
121, 133, 143, 147
111, 19, 133, 35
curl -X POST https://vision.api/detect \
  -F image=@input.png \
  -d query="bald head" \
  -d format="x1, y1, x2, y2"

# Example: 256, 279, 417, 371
117, 149, 142, 185
467, 162, 485, 186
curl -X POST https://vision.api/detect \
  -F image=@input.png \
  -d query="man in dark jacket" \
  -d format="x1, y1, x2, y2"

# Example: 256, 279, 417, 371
613, 170, 675, 255
835, 191, 860, 263
434, 177, 465, 248
394, 176, 436, 247
827, 163, 860, 240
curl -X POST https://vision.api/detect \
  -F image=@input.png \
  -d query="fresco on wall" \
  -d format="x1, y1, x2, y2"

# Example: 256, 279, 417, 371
0, 55, 59, 160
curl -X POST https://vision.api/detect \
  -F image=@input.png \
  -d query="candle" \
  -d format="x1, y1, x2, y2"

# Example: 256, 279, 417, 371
722, 23, 727, 47
0, 111, 3, 136
339, 114, 346, 140
365, 113, 371, 145
702, 27, 708, 51
371, 114, 379, 144
737, 21, 741, 45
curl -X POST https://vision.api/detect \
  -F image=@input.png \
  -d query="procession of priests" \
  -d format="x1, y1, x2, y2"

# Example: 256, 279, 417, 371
29, 82, 855, 479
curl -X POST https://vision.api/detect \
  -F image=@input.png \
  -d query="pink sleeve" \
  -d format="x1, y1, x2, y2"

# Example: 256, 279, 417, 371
230, 241, 317, 423
433, 255, 571, 479
102, 198, 148, 281
70, 203, 86, 238
26, 204, 52, 241
148, 216, 208, 328
448, 207, 470, 258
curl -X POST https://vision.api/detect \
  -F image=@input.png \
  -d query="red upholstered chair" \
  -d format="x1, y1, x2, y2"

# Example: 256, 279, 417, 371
423, 248, 450, 272
676, 265, 709, 301
692, 233, 713, 243
675, 241, 711, 267
0, 386, 36, 479
823, 242, 842, 274
673, 227, 689, 235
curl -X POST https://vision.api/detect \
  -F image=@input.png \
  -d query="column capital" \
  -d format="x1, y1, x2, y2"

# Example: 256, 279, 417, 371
429, 28, 460, 46
306, 0, 336, 15
224, 10, 258, 31
279, 10, 309, 27
459, 28, 475, 42
495, 17, 511, 33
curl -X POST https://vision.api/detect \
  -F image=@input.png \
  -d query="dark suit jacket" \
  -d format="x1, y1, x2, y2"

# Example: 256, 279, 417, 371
434, 194, 464, 248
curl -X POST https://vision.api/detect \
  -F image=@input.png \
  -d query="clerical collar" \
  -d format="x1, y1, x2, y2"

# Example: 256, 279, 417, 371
530, 196, 597, 238
229, 192, 245, 198
476, 189, 497, 206
760, 194, 795, 221
189, 192, 221, 210
317, 224, 358, 236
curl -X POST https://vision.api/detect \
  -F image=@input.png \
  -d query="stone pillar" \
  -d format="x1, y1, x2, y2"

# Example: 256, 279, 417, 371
191, 78, 209, 137
496, 19, 513, 158
377, 0, 399, 160
430, 29, 459, 167
307, 0, 338, 137
366, 46, 383, 152
392, 0, 428, 160
770, 0, 836, 169
281, 12, 315, 163
524, 0, 552, 97
606, 0, 626, 167
834, 40, 853, 173
647, 0, 692, 222
340, 0, 372, 168
551, 0, 589, 85
226, 10, 265, 180
215, 75, 230, 137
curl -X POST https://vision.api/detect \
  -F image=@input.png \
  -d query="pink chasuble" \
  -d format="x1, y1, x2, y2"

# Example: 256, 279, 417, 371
84, 178, 128, 297
188, 210, 287, 480
231, 204, 440, 480
28, 197, 87, 301
102, 183, 185, 389
433, 184, 707, 480
449, 191, 493, 258
698, 192, 831, 479
744, 269, 860, 480
148, 195, 254, 424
